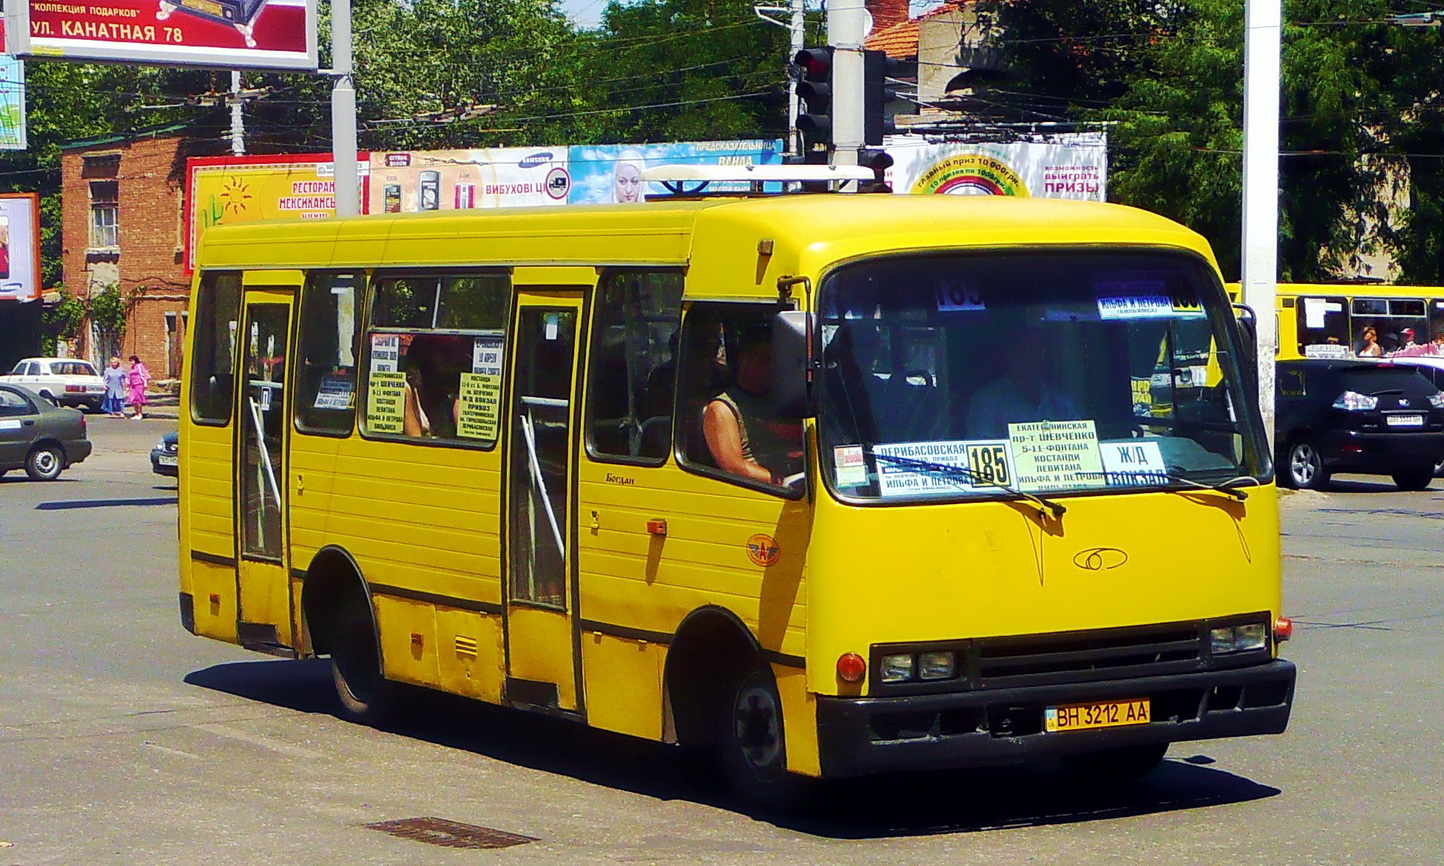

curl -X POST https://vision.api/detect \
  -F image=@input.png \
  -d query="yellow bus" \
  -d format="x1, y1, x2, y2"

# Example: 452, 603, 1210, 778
179, 190, 1296, 808
1228, 281, 1444, 360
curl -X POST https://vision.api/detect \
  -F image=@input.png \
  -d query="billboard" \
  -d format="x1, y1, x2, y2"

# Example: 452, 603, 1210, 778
7, 0, 317, 71
0, 56, 27, 150
184, 154, 366, 272
367, 148, 570, 214
885, 134, 1107, 200
0, 193, 42, 303
567, 140, 784, 204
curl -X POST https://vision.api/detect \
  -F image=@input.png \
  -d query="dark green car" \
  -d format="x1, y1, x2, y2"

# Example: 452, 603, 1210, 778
0, 384, 93, 481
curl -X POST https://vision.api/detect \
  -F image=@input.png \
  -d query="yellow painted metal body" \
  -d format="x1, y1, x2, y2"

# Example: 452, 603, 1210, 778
182, 195, 1282, 778
1226, 281, 1444, 360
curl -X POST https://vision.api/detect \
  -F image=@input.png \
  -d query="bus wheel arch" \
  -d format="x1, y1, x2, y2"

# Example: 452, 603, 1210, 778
299, 545, 369, 657
663, 606, 765, 748
299, 547, 396, 725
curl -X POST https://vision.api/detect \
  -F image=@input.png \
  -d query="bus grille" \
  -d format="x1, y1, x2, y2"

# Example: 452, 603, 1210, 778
970, 622, 1203, 689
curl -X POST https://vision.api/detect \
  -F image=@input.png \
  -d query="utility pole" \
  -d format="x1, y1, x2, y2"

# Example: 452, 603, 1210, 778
827, 0, 868, 168
1241, 0, 1280, 443
330, 0, 359, 217
229, 71, 245, 156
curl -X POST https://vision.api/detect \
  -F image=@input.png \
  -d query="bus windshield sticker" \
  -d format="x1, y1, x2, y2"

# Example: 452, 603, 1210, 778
1097, 295, 1176, 320
457, 336, 504, 440
872, 439, 1013, 496
834, 445, 867, 486
1303, 297, 1329, 329
934, 280, 985, 313
313, 371, 355, 410
1099, 440, 1169, 487
366, 370, 407, 434
371, 334, 400, 373
1007, 420, 1107, 492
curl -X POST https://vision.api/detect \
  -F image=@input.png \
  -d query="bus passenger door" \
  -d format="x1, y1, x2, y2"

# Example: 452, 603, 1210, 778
505, 291, 584, 713
234, 289, 294, 652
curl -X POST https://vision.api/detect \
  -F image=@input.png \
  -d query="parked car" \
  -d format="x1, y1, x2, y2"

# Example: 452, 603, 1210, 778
1276, 359, 1444, 491
0, 384, 93, 480
151, 430, 178, 477
1383, 356, 1444, 476
0, 357, 106, 411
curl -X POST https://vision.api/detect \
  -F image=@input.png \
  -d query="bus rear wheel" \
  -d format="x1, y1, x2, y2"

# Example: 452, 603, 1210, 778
716, 665, 814, 813
330, 594, 396, 726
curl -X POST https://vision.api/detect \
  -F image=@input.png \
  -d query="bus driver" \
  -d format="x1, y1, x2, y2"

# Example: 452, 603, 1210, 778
702, 326, 803, 486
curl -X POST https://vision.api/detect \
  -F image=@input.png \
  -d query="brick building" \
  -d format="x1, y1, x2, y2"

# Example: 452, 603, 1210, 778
60, 131, 208, 381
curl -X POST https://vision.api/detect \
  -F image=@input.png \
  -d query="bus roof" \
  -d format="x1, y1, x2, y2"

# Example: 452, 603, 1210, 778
195, 195, 1219, 296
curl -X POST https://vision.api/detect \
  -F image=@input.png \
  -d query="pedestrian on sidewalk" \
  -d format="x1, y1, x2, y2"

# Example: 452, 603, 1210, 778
102, 356, 127, 418
127, 354, 151, 420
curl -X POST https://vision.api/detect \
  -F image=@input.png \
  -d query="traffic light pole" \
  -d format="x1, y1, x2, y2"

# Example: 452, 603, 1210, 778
330, 0, 359, 217
827, 0, 868, 167
1241, 0, 1280, 444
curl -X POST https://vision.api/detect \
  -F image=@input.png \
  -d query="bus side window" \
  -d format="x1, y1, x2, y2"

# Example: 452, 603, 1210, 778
678, 304, 804, 493
585, 269, 684, 463
362, 271, 509, 446
295, 272, 362, 436
190, 271, 241, 425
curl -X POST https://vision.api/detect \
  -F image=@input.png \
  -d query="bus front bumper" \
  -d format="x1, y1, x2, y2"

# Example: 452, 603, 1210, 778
815, 659, 1295, 778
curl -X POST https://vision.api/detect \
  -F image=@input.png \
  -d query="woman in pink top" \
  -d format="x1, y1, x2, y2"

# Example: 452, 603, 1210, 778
127, 355, 151, 420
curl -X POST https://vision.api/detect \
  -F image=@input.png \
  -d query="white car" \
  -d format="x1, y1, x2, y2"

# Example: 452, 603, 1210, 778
0, 357, 107, 411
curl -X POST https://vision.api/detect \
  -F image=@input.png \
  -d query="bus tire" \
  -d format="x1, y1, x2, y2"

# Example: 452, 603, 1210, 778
330, 594, 396, 726
1061, 743, 1168, 783
716, 663, 814, 813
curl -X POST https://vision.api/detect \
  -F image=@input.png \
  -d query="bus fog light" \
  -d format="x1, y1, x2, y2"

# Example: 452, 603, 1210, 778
1235, 623, 1267, 651
1210, 626, 1236, 654
880, 653, 914, 683
918, 651, 956, 680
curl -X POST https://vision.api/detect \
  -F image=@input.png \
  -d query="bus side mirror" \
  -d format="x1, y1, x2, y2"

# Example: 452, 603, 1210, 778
1233, 303, 1258, 369
773, 310, 816, 419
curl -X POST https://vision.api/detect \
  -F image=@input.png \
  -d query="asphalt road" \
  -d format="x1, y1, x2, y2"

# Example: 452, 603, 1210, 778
0, 419, 1440, 864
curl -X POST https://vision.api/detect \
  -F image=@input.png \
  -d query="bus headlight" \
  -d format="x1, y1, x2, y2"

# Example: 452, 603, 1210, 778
1211, 623, 1269, 654
918, 651, 956, 681
880, 653, 914, 683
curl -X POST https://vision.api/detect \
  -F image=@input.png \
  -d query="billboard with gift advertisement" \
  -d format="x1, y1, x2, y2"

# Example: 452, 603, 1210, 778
0, 193, 42, 303
366, 148, 570, 214
7, 0, 317, 71
0, 55, 27, 150
184, 153, 367, 272
566, 140, 784, 205
884, 133, 1107, 201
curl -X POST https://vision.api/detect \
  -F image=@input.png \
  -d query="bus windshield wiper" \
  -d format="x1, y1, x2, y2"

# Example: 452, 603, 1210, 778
868, 451, 1067, 518
1093, 469, 1257, 501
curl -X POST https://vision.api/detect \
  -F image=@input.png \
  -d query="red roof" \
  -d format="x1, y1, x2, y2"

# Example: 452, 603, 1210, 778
864, 0, 969, 61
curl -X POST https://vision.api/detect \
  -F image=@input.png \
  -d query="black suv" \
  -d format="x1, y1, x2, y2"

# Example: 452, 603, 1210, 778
1276, 360, 1444, 491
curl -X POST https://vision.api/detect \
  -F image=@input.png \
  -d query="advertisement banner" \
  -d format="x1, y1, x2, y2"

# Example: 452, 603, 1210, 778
885, 134, 1107, 201
0, 193, 41, 303
0, 56, 27, 150
567, 140, 784, 204
184, 154, 366, 272
8, 0, 317, 71
367, 148, 571, 213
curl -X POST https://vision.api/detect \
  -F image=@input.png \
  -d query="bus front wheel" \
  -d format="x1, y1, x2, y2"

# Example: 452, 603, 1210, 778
716, 665, 813, 813
330, 594, 396, 726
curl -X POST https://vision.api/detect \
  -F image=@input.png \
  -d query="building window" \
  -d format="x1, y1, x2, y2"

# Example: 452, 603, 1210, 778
89, 181, 119, 249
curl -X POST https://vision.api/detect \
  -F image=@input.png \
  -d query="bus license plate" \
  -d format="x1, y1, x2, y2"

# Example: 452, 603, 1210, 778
1386, 414, 1424, 427
1045, 698, 1150, 732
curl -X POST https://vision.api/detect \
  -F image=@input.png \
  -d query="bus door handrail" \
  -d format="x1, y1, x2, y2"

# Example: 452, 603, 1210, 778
518, 406, 566, 558
246, 396, 284, 511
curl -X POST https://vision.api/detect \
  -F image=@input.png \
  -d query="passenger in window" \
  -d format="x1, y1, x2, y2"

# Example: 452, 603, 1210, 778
966, 326, 1082, 439
1357, 326, 1382, 357
702, 326, 803, 485
403, 366, 432, 437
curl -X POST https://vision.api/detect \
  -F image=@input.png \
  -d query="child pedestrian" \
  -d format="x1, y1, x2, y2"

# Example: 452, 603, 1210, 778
127, 354, 151, 420
102, 356, 127, 418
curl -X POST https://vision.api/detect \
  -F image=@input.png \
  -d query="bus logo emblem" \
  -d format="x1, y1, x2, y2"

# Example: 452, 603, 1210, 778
1073, 547, 1127, 571
746, 534, 780, 567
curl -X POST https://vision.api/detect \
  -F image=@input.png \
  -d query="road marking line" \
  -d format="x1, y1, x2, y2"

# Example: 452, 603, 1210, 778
195, 723, 326, 760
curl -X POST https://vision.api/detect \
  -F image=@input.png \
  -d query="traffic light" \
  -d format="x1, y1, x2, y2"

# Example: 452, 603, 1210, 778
794, 46, 833, 164
863, 49, 909, 146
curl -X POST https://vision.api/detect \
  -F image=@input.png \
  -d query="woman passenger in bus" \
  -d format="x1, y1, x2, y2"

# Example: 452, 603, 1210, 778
1357, 326, 1383, 357
702, 327, 803, 485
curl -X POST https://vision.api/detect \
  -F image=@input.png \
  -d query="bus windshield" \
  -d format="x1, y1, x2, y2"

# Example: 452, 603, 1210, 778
817, 251, 1265, 502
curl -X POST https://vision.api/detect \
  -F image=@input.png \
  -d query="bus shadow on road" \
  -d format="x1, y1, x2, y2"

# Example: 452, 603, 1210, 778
186, 658, 1280, 837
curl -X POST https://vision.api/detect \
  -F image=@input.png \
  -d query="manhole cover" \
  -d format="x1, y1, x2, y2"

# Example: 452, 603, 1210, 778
364, 817, 537, 849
